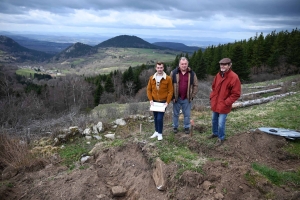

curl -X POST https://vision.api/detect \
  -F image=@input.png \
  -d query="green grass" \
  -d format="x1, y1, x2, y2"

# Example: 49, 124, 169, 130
243, 74, 300, 87
16, 68, 36, 77
251, 163, 300, 186
0, 181, 14, 188
71, 58, 85, 65
58, 139, 97, 168
284, 140, 300, 157
156, 134, 203, 177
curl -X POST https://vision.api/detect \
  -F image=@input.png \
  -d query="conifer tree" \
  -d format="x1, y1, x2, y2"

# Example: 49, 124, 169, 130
94, 84, 103, 106
104, 75, 115, 93
231, 44, 250, 81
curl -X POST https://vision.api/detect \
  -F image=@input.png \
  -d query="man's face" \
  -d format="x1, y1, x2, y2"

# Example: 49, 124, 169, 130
220, 63, 231, 72
156, 64, 164, 74
179, 60, 188, 72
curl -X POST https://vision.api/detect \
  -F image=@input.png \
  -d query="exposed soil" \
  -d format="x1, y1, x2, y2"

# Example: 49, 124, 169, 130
1, 127, 300, 200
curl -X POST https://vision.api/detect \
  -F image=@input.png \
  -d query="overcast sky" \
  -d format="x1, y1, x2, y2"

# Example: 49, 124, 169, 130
0, 0, 299, 45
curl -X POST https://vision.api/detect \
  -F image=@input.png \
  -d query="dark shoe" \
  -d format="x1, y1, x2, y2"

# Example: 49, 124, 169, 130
173, 128, 178, 134
207, 134, 218, 139
215, 139, 224, 147
184, 128, 190, 134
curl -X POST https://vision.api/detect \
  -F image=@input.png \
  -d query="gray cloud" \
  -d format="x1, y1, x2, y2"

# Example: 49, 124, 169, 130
0, 0, 299, 44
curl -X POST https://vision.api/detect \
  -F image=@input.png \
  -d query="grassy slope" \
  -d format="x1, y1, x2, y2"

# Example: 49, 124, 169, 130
55, 47, 179, 75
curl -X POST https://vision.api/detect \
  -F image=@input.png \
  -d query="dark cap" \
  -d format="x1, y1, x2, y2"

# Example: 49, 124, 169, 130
219, 58, 231, 64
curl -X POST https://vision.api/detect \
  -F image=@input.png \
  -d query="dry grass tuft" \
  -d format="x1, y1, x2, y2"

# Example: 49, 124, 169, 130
0, 134, 46, 171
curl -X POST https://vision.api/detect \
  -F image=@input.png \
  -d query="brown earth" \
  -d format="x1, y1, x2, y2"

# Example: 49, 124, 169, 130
1, 127, 300, 200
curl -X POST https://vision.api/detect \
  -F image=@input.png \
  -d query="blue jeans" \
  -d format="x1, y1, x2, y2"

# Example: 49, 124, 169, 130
153, 111, 165, 134
212, 112, 228, 140
173, 98, 191, 129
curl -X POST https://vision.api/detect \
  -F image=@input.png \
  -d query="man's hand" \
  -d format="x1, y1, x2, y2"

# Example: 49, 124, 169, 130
150, 100, 154, 106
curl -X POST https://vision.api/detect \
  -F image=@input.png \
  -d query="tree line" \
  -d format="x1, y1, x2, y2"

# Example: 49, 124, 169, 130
173, 28, 300, 82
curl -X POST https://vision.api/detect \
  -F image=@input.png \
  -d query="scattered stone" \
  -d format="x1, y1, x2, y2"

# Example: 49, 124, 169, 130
152, 158, 167, 191
83, 128, 92, 135
85, 136, 92, 140
202, 181, 212, 190
80, 156, 91, 164
104, 133, 115, 139
215, 193, 224, 199
115, 118, 126, 126
93, 135, 102, 140
69, 126, 79, 132
93, 122, 103, 134
111, 186, 127, 197
89, 142, 103, 155
96, 194, 109, 199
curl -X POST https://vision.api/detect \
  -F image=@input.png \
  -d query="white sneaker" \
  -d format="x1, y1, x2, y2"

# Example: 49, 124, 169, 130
157, 134, 163, 141
150, 131, 158, 138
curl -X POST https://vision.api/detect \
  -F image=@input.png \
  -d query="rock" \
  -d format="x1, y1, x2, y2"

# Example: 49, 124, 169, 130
93, 122, 103, 134
89, 142, 103, 155
83, 128, 92, 136
80, 156, 91, 164
69, 126, 79, 133
85, 136, 92, 140
202, 181, 212, 190
96, 194, 109, 199
104, 134, 115, 139
93, 135, 102, 140
215, 193, 224, 199
111, 186, 127, 197
115, 118, 126, 126
152, 158, 167, 191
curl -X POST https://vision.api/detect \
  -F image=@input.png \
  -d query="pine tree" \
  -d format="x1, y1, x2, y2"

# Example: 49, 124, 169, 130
104, 75, 115, 93
286, 28, 300, 68
94, 84, 103, 106
231, 44, 250, 81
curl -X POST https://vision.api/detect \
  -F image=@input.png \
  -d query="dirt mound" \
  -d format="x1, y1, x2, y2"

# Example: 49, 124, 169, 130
1, 130, 300, 200
201, 130, 300, 200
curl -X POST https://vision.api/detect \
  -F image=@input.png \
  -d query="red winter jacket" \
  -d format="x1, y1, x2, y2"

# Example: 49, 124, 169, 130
210, 69, 241, 114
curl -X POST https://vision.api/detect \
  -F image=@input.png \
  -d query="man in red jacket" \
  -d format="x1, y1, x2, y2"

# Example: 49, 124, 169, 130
208, 58, 241, 146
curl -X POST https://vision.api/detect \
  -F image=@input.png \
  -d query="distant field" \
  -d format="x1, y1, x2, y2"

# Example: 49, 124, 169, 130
52, 47, 179, 75
16, 68, 36, 77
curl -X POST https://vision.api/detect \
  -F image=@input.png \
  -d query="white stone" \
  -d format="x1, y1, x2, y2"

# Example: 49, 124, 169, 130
81, 156, 90, 164
93, 122, 103, 134
85, 136, 92, 140
83, 128, 92, 135
115, 118, 126, 126
93, 135, 102, 140
104, 133, 115, 139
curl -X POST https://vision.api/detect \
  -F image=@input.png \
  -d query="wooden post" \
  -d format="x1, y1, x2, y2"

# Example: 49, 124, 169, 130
140, 124, 142, 135
190, 119, 194, 137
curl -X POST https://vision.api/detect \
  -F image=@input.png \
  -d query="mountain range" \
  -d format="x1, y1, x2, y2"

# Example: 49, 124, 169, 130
0, 34, 203, 63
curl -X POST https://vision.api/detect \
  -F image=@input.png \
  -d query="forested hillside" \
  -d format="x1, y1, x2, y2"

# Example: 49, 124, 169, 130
95, 35, 164, 49
175, 28, 300, 83
0, 36, 52, 62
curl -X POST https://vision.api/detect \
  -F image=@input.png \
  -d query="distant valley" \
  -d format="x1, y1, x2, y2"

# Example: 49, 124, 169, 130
1, 34, 193, 76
